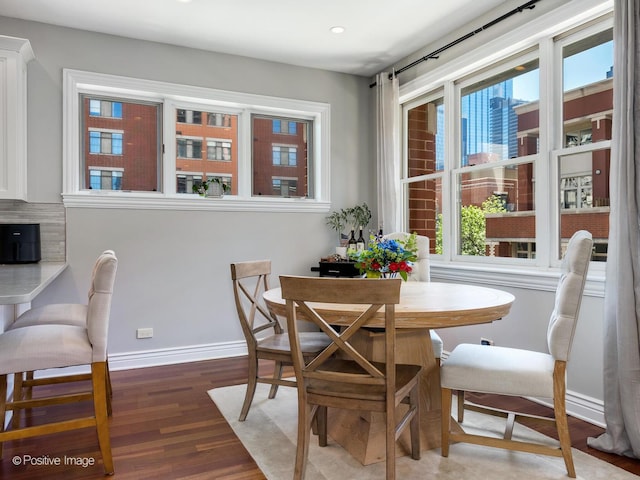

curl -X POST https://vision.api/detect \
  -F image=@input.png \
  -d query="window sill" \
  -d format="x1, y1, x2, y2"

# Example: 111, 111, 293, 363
431, 261, 605, 298
62, 192, 331, 213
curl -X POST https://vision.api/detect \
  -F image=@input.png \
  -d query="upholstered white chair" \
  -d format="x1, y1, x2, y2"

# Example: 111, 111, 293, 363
382, 232, 442, 360
8, 250, 116, 410
0, 250, 118, 475
440, 230, 593, 478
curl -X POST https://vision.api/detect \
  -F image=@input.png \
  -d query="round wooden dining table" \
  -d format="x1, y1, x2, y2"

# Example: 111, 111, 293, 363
263, 281, 515, 465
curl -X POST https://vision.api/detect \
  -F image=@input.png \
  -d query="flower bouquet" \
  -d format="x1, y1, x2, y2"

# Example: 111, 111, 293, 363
351, 232, 418, 280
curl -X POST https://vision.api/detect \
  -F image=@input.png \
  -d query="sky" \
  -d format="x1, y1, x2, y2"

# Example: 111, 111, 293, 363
512, 40, 613, 102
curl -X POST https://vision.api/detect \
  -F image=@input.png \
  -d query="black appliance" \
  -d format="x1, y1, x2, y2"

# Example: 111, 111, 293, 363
0, 223, 41, 264
311, 261, 360, 278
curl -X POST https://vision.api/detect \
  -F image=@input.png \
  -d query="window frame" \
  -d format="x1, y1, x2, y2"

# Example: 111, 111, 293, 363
63, 69, 331, 212
397, 0, 612, 293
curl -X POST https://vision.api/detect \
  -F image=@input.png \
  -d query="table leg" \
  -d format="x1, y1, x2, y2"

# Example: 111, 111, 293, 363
327, 328, 446, 465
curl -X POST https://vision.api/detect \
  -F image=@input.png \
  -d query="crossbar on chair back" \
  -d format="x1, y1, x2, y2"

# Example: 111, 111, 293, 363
280, 276, 421, 480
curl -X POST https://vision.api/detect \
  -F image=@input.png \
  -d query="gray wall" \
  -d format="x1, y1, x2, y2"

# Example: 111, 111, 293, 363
0, 16, 374, 357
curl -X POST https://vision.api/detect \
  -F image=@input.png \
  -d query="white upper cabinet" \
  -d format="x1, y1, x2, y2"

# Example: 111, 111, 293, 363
0, 36, 34, 201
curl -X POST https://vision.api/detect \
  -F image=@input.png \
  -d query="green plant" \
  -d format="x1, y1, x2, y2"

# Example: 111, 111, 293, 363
192, 177, 229, 196
326, 202, 371, 245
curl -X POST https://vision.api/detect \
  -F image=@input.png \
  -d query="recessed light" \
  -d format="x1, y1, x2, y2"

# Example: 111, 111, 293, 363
330, 26, 345, 34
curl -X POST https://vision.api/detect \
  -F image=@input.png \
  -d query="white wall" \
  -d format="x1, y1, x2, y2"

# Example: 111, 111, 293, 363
0, 16, 374, 364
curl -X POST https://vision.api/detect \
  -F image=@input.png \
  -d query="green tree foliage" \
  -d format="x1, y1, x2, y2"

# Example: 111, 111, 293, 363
435, 194, 507, 255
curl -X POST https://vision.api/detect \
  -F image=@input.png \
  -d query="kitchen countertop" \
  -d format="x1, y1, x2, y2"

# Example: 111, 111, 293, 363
0, 262, 68, 304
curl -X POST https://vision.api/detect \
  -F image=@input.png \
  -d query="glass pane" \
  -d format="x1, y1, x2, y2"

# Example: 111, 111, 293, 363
252, 115, 311, 198
82, 95, 161, 192
175, 108, 238, 195
461, 59, 539, 166
458, 163, 535, 257
562, 29, 613, 147
406, 177, 440, 255
558, 148, 609, 261
407, 97, 444, 175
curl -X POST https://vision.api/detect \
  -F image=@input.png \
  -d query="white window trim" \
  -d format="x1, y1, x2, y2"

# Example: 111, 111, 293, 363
63, 69, 331, 213
396, 0, 611, 296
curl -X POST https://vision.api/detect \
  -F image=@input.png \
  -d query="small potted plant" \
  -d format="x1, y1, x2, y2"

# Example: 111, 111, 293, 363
192, 178, 229, 198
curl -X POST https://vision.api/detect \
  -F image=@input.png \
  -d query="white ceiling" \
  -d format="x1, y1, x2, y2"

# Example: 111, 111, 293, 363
0, 0, 513, 77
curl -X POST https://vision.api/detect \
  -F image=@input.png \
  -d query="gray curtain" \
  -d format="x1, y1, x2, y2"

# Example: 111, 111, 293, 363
375, 72, 401, 234
587, 0, 640, 458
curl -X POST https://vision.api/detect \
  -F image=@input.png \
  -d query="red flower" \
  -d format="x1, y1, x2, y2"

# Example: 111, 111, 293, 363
389, 262, 399, 272
371, 261, 381, 271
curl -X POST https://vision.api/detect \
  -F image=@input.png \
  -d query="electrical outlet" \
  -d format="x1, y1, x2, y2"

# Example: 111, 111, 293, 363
480, 337, 494, 346
136, 327, 153, 339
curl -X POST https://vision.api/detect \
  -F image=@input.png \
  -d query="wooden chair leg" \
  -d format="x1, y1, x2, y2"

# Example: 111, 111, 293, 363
92, 362, 114, 475
268, 361, 283, 399
553, 370, 576, 477
386, 400, 395, 480
441, 387, 452, 457
293, 401, 313, 480
409, 386, 420, 460
239, 353, 258, 421
316, 405, 327, 447
0, 374, 6, 459
457, 390, 465, 423
11, 373, 23, 429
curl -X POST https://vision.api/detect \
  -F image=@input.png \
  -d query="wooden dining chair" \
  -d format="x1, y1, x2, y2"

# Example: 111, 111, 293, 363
440, 230, 593, 478
230, 260, 331, 421
280, 275, 422, 480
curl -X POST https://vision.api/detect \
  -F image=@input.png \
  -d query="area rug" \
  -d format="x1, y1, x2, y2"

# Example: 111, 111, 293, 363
208, 383, 636, 480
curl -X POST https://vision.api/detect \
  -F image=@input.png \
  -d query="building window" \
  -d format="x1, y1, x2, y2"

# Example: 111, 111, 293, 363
177, 138, 203, 159
89, 99, 122, 118
207, 112, 232, 127
273, 119, 297, 135
400, 10, 611, 268
89, 130, 123, 155
89, 169, 123, 190
177, 109, 202, 124
207, 140, 232, 161
65, 70, 329, 210
272, 178, 298, 197
176, 174, 203, 194
272, 146, 297, 166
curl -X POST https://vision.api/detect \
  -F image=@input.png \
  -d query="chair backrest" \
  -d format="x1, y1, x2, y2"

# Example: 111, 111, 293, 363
547, 230, 593, 362
230, 260, 281, 348
280, 276, 401, 389
383, 232, 430, 282
88, 251, 118, 362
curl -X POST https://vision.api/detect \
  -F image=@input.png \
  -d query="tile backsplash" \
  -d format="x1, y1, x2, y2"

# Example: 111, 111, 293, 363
0, 200, 66, 262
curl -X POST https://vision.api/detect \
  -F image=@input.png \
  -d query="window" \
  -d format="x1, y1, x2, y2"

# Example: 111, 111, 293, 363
400, 7, 612, 272
89, 169, 123, 190
177, 109, 202, 124
207, 140, 232, 161
252, 115, 310, 198
177, 138, 203, 159
89, 99, 122, 118
89, 130, 123, 155
64, 70, 329, 211
272, 146, 297, 166
176, 174, 203, 194
207, 112, 232, 127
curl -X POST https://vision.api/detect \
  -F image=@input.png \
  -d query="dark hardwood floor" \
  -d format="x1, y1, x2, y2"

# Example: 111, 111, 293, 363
0, 357, 638, 479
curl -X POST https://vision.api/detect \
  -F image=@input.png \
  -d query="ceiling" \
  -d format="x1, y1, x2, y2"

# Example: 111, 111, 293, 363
0, 0, 513, 77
